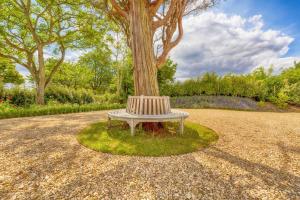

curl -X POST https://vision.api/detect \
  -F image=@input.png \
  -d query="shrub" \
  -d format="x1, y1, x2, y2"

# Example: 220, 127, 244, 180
45, 86, 95, 105
0, 99, 16, 112
1, 88, 35, 107
93, 93, 120, 104
286, 82, 300, 105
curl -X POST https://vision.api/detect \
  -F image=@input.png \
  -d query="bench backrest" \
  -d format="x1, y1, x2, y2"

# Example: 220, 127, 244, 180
126, 96, 171, 115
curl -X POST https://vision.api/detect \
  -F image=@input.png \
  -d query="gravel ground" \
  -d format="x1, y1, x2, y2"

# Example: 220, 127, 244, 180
0, 109, 299, 199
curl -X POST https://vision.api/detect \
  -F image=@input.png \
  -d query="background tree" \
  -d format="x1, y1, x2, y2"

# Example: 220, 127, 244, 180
78, 47, 115, 93
46, 60, 93, 89
92, 0, 216, 96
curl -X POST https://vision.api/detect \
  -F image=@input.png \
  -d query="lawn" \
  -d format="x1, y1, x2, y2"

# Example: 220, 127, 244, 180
77, 120, 218, 156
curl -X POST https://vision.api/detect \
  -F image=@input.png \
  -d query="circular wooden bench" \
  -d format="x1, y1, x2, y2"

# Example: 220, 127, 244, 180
108, 96, 189, 136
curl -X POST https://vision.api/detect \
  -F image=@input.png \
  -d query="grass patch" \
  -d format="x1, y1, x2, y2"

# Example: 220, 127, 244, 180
77, 121, 218, 157
0, 103, 124, 119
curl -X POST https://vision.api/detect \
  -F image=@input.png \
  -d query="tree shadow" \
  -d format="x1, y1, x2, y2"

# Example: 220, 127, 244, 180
203, 147, 300, 199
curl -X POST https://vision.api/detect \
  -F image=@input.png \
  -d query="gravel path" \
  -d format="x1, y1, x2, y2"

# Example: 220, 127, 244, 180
0, 109, 299, 199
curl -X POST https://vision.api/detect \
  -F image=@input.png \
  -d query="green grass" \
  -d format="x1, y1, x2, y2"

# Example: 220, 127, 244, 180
77, 121, 218, 157
0, 103, 124, 119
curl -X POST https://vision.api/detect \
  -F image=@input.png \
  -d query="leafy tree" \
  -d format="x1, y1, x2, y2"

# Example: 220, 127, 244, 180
158, 59, 177, 87
0, 0, 108, 104
46, 60, 93, 89
78, 47, 115, 92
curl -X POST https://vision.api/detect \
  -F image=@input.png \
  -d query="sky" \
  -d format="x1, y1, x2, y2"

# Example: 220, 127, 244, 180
171, 0, 300, 80
17, 0, 300, 80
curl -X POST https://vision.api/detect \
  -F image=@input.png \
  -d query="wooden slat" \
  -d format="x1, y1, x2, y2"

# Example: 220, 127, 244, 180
149, 99, 152, 115
126, 96, 171, 115
154, 99, 157, 115
144, 98, 148, 115
139, 96, 143, 115
161, 99, 164, 114
156, 99, 160, 115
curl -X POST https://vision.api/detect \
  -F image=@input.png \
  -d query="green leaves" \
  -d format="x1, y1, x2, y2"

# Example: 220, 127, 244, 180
0, 58, 24, 85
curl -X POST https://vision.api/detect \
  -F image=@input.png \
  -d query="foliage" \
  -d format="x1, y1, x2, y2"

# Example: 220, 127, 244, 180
45, 86, 95, 105
0, 99, 16, 112
77, 121, 218, 156
0, 59, 24, 86
1, 88, 35, 107
0, 85, 121, 107
78, 47, 114, 92
0, 102, 123, 119
46, 60, 93, 89
158, 59, 177, 94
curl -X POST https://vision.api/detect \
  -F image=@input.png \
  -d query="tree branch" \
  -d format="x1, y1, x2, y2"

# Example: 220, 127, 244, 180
0, 52, 29, 69
149, 0, 164, 16
2, 34, 30, 53
110, 0, 129, 19
45, 43, 66, 87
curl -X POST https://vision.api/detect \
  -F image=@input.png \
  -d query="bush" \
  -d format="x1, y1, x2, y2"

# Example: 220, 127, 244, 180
45, 86, 95, 104
286, 82, 300, 105
0, 99, 16, 112
1, 88, 35, 107
93, 92, 120, 104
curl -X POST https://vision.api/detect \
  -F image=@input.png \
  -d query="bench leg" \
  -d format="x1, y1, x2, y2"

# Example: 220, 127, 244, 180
180, 118, 184, 135
108, 117, 111, 128
129, 120, 136, 136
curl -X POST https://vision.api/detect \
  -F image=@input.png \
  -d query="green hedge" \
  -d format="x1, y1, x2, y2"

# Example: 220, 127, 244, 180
0, 86, 121, 107
0, 103, 125, 119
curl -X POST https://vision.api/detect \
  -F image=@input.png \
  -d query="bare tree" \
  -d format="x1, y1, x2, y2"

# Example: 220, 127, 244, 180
92, 0, 216, 96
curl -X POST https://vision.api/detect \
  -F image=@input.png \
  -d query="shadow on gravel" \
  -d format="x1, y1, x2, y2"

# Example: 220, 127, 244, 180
204, 147, 300, 199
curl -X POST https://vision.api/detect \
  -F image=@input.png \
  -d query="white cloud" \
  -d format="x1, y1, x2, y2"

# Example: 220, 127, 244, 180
170, 12, 299, 80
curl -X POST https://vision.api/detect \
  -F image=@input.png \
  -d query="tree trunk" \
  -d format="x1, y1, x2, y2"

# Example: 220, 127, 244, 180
128, 1, 162, 132
129, 0, 159, 96
36, 44, 45, 105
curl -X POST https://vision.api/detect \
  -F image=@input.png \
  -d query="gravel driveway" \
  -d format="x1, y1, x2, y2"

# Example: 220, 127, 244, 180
0, 109, 299, 199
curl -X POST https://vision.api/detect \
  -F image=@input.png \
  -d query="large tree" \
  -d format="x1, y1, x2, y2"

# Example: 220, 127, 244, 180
0, 0, 108, 104
92, 0, 216, 96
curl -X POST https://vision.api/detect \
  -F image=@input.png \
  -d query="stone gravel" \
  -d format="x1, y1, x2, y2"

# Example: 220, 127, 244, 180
0, 109, 299, 199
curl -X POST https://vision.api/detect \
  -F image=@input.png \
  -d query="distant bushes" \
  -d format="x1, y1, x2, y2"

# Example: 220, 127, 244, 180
161, 64, 300, 108
45, 86, 95, 104
161, 72, 268, 100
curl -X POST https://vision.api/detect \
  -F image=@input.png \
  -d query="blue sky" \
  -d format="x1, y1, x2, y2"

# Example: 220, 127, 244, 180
217, 0, 300, 56
171, 0, 300, 80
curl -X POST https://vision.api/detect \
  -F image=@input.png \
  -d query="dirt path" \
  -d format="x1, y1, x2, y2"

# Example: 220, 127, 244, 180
0, 109, 299, 199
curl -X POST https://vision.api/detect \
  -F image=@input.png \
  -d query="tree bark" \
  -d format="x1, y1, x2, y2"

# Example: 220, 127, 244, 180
129, 0, 159, 96
36, 45, 45, 105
